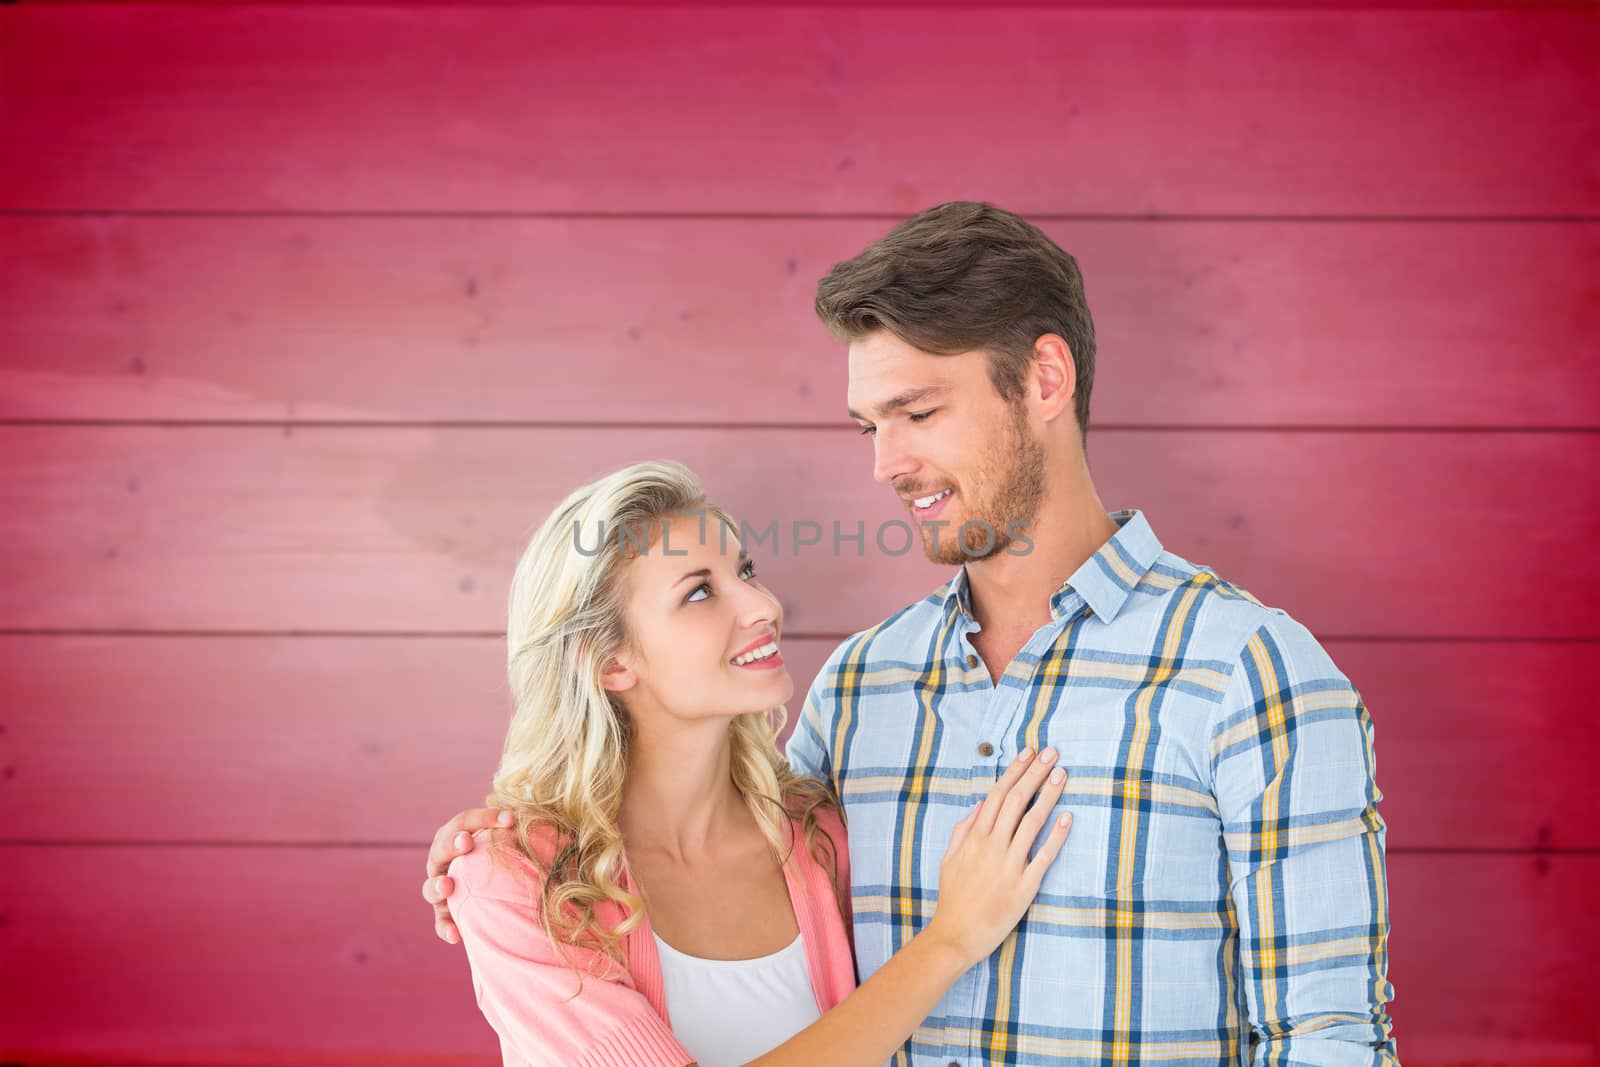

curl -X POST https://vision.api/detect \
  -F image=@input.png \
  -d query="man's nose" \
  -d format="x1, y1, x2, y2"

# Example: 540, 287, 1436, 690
872, 431, 916, 486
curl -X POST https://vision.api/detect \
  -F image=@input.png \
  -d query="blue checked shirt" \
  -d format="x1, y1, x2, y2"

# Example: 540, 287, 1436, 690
786, 510, 1398, 1066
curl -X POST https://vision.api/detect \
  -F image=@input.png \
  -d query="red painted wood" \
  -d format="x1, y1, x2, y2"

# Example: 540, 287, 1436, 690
0, 847, 1591, 1063
2, 7, 1594, 215
1384, 854, 1600, 1062
1, 426, 1593, 638
1, 635, 1592, 851
3, 217, 1594, 429
21, 0, 1591, 7
1, 3, 1592, 1062
0, 846, 500, 1065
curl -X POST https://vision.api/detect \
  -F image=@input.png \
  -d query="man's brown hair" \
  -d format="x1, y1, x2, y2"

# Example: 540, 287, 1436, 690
814, 201, 1096, 439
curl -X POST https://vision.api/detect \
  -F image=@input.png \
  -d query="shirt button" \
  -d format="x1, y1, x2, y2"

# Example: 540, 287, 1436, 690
965, 653, 978, 668
977, 742, 994, 757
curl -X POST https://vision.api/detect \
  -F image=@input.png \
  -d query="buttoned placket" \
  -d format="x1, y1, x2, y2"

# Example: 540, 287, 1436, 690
939, 592, 1089, 1066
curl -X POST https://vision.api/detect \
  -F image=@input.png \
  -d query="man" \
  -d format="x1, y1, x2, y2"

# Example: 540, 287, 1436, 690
423, 202, 1399, 1065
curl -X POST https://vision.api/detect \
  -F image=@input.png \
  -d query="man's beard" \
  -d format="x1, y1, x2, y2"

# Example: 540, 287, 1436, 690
920, 404, 1045, 566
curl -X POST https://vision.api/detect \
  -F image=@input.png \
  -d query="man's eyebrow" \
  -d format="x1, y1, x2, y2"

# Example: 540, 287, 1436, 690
672, 552, 753, 589
846, 386, 947, 422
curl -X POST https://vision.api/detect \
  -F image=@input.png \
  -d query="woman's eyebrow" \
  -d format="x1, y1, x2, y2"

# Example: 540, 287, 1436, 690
672, 553, 752, 589
672, 568, 710, 589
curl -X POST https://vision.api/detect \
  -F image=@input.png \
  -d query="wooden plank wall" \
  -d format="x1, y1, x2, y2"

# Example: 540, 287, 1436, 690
1, 4, 1596, 1064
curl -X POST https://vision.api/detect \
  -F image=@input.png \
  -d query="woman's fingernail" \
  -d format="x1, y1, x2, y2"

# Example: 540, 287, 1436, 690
497, 810, 513, 825
455, 832, 470, 849
1058, 812, 1073, 828
1017, 748, 1034, 762
1050, 767, 1066, 783
1041, 748, 1058, 764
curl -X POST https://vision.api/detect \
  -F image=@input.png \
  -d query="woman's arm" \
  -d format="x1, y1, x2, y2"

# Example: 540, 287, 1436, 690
745, 746, 1072, 1067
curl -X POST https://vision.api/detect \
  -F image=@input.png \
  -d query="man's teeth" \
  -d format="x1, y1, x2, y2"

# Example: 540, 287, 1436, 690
914, 489, 953, 509
732, 641, 780, 666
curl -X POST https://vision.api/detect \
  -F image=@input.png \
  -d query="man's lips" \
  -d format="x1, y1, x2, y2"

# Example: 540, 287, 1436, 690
901, 487, 954, 507
906, 487, 955, 519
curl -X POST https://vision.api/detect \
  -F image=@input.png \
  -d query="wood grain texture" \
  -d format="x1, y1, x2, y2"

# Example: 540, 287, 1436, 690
4, 216, 1595, 428
1, 635, 1592, 851
0, 846, 1593, 1063
2, 7, 1595, 215
2, 425, 1594, 637
3, 4, 1593, 1063
21, 0, 1596, 7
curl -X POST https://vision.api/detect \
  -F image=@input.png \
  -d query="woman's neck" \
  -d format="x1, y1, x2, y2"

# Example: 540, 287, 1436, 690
616, 715, 748, 865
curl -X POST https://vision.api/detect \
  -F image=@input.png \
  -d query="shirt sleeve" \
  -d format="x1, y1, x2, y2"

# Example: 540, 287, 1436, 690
1210, 613, 1401, 1066
447, 832, 695, 1067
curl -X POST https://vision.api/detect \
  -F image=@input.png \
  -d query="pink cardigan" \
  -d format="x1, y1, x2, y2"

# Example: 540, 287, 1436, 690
446, 807, 857, 1067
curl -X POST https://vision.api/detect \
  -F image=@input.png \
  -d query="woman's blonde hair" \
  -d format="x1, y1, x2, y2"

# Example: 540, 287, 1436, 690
489, 460, 843, 982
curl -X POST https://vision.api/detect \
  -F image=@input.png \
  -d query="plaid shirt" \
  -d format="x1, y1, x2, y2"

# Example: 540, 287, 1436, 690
787, 509, 1398, 1066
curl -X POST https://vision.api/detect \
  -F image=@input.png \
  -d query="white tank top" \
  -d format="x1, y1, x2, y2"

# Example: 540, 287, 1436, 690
652, 930, 822, 1066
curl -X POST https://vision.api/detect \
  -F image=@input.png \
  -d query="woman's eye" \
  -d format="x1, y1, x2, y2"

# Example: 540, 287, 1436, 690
686, 563, 754, 604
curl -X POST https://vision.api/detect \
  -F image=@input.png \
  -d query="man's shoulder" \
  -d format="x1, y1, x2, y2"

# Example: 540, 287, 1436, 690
1142, 549, 1339, 673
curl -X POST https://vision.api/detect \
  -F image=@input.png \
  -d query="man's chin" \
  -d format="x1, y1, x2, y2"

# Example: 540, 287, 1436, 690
915, 531, 985, 572
917, 527, 1009, 566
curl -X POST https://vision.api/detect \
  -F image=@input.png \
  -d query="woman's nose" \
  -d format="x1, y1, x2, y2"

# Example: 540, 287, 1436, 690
736, 578, 782, 626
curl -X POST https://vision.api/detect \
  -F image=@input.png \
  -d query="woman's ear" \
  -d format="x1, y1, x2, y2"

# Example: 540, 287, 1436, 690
600, 652, 638, 693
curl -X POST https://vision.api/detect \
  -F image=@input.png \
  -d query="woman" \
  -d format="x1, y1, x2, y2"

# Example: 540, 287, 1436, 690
443, 460, 1073, 1066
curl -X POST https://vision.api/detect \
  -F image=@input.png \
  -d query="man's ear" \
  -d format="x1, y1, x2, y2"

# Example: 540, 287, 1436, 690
1030, 334, 1076, 421
600, 652, 638, 693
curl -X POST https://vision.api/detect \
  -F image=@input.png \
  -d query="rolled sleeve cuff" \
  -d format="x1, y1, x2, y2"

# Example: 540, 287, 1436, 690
574, 1013, 695, 1067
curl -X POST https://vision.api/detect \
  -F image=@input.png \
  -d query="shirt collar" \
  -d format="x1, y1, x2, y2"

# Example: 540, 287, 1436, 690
941, 509, 1163, 625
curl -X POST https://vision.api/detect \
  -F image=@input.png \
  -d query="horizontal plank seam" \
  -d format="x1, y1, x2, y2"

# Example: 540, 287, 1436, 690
0, 629, 1596, 643
3, 420, 1598, 434
1, 1, 1598, 15
0, 209, 1596, 223
0, 840, 1593, 854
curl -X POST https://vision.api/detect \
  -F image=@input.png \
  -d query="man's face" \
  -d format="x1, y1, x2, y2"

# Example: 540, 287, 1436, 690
846, 331, 1045, 565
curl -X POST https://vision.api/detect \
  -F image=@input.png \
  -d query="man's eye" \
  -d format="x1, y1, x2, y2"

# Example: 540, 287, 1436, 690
909, 409, 936, 423
857, 425, 875, 436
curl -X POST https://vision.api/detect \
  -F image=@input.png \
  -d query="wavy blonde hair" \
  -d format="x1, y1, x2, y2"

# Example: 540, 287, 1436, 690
488, 460, 843, 983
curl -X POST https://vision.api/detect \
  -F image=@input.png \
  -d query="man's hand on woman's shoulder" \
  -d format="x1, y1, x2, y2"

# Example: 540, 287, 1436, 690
421, 806, 515, 944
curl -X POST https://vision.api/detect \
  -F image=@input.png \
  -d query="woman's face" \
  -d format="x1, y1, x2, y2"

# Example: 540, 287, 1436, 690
604, 511, 791, 722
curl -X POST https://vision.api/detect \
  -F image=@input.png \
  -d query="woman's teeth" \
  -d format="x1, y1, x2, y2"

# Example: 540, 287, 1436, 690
732, 641, 780, 666
914, 489, 953, 509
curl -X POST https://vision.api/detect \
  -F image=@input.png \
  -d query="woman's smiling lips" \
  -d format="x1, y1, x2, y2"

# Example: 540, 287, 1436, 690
733, 648, 785, 671
730, 634, 785, 671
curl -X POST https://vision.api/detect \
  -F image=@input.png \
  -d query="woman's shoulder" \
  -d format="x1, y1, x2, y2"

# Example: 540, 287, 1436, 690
788, 800, 850, 894
786, 790, 847, 838
802, 801, 848, 853
447, 824, 568, 904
